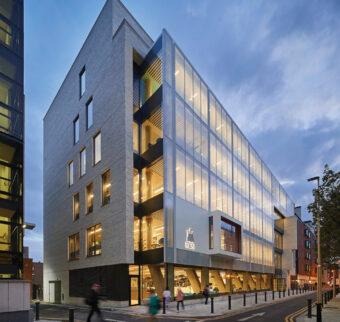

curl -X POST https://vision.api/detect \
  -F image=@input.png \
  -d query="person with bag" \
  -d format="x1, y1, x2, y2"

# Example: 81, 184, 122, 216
176, 288, 185, 312
203, 284, 210, 305
86, 283, 103, 322
147, 289, 160, 321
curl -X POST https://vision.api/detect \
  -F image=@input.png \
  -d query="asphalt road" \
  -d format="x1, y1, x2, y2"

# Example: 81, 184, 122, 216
36, 292, 316, 322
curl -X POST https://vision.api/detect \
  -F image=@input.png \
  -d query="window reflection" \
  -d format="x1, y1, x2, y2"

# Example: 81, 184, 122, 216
68, 233, 80, 260
86, 183, 93, 214
101, 170, 111, 205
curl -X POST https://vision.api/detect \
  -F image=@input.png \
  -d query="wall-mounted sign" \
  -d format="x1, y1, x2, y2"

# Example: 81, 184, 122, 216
185, 228, 195, 250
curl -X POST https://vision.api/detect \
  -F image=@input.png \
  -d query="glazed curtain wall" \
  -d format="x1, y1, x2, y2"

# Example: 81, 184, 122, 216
169, 44, 295, 267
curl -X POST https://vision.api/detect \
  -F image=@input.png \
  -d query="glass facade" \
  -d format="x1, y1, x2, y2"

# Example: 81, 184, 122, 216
168, 39, 294, 270
0, 0, 23, 279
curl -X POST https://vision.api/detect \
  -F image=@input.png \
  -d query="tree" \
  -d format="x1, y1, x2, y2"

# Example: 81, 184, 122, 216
308, 165, 340, 266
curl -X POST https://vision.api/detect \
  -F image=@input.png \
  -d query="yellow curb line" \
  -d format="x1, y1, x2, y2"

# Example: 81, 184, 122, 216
284, 302, 315, 322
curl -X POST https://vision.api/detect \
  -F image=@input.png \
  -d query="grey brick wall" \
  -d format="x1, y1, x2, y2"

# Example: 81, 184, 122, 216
43, 0, 152, 303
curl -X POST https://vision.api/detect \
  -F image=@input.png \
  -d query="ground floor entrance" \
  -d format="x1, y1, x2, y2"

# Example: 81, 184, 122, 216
128, 263, 274, 305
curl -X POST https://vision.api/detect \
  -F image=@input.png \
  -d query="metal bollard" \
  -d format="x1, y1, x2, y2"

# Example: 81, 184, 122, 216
243, 293, 246, 306
264, 291, 267, 302
35, 302, 40, 321
279, 290, 281, 298
272, 290, 275, 300
307, 299, 312, 318
163, 297, 166, 314
69, 308, 74, 322
211, 297, 214, 314
228, 295, 231, 310
288, 289, 290, 296
324, 292, 327, 304
283, 290, 285, 298
255, 292, 257, 304
316, 303, 322, 322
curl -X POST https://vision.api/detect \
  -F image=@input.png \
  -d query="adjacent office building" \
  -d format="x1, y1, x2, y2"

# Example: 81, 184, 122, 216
43, 0, 296, 305
283, 208, 317, 289
0, 0, 24, 279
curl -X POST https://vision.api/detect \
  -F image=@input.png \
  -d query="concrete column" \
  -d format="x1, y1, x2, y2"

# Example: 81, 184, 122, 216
165, 263, 174, 296
256, 274, 261, 290
148, 265, 164, 297
184, 268, 201, 293
210, 271, 226, 293
201, 267, 209, 291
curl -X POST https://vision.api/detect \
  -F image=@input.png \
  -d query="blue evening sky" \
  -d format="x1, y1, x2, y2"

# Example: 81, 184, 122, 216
24, 0, 340, 261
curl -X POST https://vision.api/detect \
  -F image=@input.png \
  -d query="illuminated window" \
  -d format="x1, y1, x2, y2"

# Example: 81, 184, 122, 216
87, 224, 102, 256
73, 193, 80, 221
73, 116, 79, 144
86, 182, 93, 214
140, 159, 163, 202
101, 170, 111, 205
68, 233, 80, 260
220, 219, 241, 253
133, 169, 139, 203
68, 161, 74, 186
133, 217, 140, 251
133, 122, 139, 153
86, 97, 93, 129
0, 19, 12, 48
141, 112, 162, 154
93, 132, 101, 165
80, 148, 86, 177
140, 210, 164, 251
79, 67, 86, 98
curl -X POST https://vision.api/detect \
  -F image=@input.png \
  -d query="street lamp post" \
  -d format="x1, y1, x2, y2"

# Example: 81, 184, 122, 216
307, 176, 322, 321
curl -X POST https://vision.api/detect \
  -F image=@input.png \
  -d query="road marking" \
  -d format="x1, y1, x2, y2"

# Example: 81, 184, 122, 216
284, 302, 315, 322
238, 312, 265, 321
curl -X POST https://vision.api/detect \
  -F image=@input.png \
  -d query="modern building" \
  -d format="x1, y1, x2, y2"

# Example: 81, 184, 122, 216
283, 208, 317, 289
43, 0, 296, 306
0, 0, 24, 279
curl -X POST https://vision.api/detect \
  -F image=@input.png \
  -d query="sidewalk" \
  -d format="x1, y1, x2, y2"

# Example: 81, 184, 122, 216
296, 293, 340, 322
115, 290, 314, 318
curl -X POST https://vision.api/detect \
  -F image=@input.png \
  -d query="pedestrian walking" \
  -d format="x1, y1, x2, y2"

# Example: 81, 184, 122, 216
147, 289, 160, 322
176, 288, 185, 312
203, 284, 210, 304
85, 283, 103, 322
163, 287, 171, 308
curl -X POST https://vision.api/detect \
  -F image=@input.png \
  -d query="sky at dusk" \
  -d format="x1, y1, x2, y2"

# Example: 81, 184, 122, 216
24, 0, 340, 261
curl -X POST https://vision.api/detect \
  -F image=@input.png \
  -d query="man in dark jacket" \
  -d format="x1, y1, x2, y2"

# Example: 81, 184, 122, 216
86, 283, 102, 322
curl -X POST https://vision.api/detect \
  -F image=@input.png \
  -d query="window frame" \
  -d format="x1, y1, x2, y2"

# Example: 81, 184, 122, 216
68, 161, 74, 187
86, 182, 94, 214
79, 66, 86, 98
73, 192, 80, 221
73, 115, 79, 144
80, 148, 86, 177
86, 224, 102, 257
86, 96, 93, 130
68, 233, 80, 261
101, 169, 111, 206
93, 132, 101, 165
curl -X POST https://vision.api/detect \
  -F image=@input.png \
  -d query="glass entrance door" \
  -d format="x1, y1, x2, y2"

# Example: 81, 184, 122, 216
129, 276, 140, 306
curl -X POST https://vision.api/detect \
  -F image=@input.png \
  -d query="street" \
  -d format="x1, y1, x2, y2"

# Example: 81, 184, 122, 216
36, 292, 315, 322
